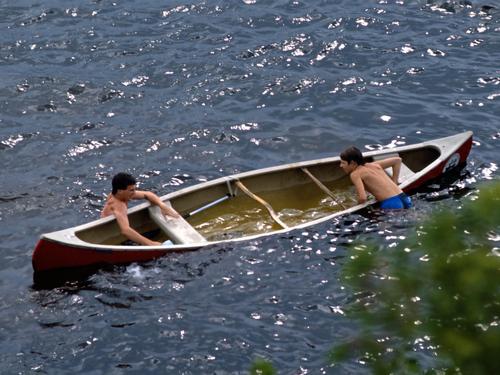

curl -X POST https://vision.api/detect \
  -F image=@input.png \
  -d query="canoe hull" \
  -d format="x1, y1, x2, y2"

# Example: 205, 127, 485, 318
33, 238, 174, 272
403, 135, 472, 193
33, 132, 473, 273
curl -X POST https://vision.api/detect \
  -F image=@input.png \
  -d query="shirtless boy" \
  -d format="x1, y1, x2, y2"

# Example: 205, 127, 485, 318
101, 173, 180, 245
339, 146, 412, 209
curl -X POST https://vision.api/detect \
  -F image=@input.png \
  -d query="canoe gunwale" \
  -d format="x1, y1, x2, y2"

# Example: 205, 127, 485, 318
36, 131, 473, 256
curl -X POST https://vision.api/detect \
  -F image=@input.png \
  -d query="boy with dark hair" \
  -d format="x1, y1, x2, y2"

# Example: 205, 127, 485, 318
340, 146, 366, 166
339, 147, 412, 209
101, 173, 180, 246
111, 172, 137, 195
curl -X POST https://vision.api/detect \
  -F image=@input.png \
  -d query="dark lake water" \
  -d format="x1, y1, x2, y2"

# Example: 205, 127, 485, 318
1, 0, 498, 373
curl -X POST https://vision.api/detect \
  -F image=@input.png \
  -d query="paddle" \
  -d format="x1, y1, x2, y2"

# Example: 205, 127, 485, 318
234, 180, 288, 229
301, 167, 347, 210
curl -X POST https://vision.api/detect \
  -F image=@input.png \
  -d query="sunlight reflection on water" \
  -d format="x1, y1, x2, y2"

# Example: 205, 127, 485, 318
1, 0, 499, 373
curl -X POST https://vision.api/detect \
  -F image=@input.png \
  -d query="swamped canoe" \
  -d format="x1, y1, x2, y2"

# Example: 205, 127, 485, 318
33, 131, 473, 272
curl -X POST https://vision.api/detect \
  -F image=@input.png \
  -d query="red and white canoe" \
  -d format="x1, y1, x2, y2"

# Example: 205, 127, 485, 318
33, 131, 473, 273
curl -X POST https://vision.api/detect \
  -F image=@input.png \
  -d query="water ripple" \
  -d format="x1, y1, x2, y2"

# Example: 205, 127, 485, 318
1, 0, 499, 373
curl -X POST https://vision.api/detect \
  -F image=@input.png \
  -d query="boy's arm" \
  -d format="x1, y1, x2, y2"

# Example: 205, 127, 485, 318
133, 190, 181, 218
373, 156, 401, 184
350, 173, 368, 204
113, 206, 161, 246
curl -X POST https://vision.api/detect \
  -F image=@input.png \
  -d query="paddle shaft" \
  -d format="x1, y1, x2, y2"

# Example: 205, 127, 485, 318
301, 167, 347, 210
234, 180, 288, 229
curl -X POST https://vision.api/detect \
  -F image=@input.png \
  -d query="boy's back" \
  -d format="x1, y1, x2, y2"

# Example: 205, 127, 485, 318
351, 162, 403, 202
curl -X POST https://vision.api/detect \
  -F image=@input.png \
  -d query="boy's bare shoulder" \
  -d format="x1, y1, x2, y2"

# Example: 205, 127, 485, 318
350, 168, 361, 178
364, 162, 384, 173
352, 165, 369, 177
365, 162, 381, 169
101, 195, 127, 217
112, 198, 128, 212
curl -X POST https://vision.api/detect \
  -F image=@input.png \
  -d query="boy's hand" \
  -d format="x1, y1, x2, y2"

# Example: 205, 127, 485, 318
161, 205, 181, 219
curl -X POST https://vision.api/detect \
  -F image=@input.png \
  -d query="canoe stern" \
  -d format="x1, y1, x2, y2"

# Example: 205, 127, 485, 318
404, 131, 473, 192
32, 237, 169, 273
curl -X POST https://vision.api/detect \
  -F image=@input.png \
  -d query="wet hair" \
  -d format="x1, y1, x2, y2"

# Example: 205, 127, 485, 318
340, 146, 365, 165
112, 173, 136, 195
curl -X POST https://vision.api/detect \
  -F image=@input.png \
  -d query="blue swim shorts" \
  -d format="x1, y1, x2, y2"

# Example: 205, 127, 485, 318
379, 193, 412, 209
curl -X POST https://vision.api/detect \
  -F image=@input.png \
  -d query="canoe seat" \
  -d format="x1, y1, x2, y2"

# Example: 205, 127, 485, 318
372, 153, 414, 183
148, 204, 206, 244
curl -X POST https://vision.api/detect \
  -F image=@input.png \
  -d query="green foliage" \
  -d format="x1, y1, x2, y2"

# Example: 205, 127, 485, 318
332, 182, 500, 374
249, 358, 276, 375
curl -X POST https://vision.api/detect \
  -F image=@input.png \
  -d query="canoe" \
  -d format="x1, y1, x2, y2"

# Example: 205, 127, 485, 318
32, 131, 473, 273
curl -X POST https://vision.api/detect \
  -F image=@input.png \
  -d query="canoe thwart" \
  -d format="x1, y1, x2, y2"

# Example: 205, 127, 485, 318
300, 167, 347, 210
148, 204, 207, 244
184, 194, 231, 218
234, 180, 288, 229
